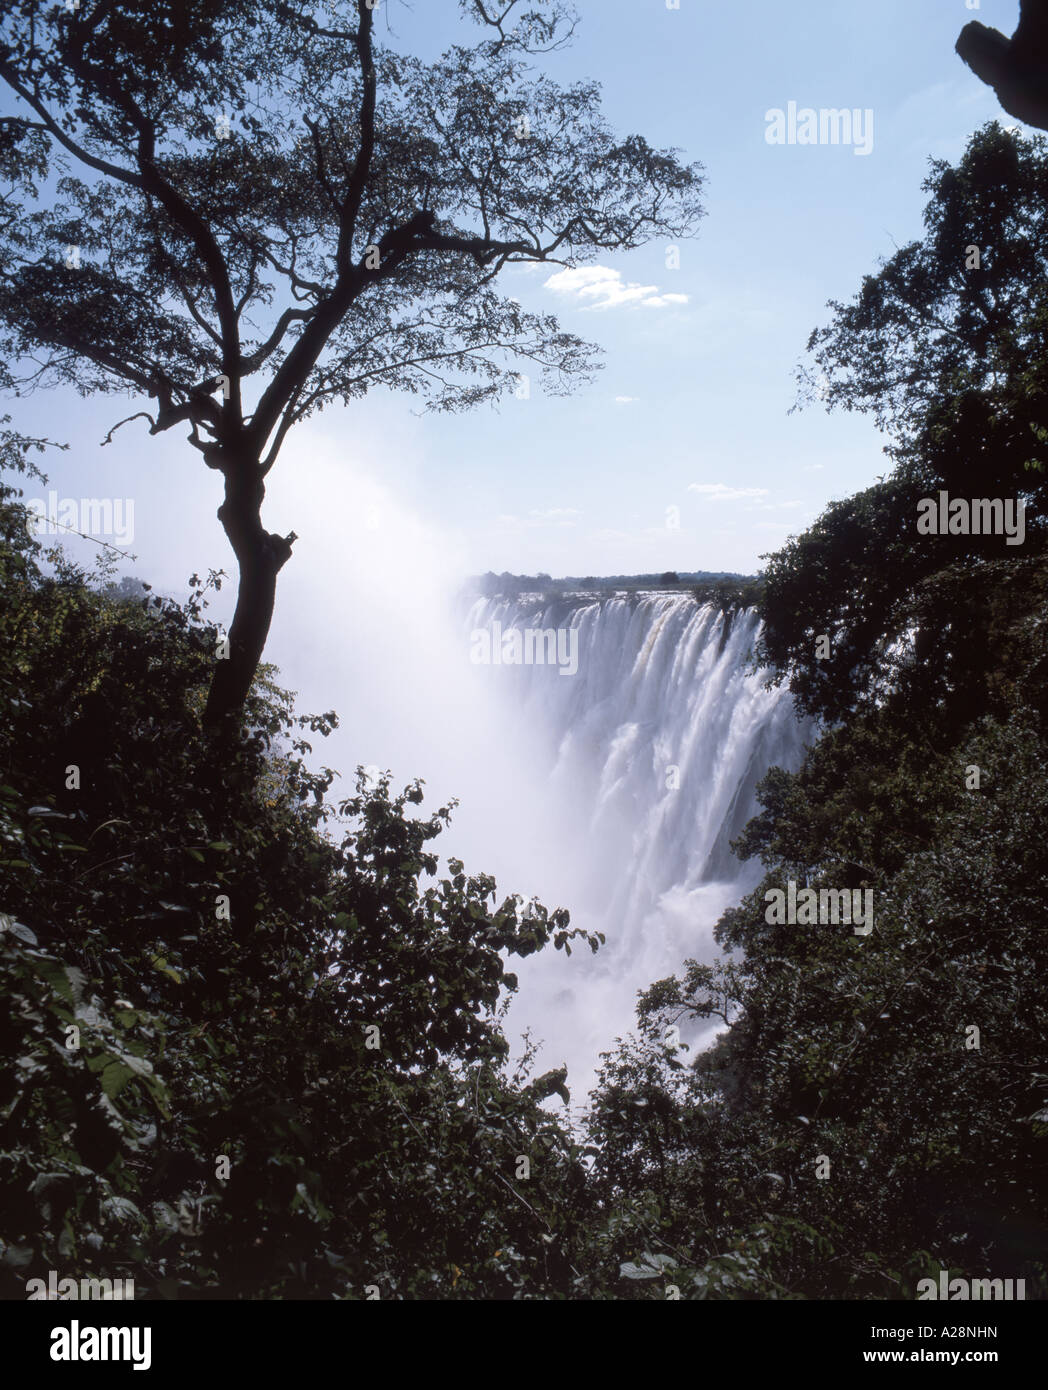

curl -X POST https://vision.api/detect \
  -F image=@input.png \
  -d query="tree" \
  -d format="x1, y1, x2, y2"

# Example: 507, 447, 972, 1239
771, 125, 1048, 724
0, 0, 703, 727
798, 123, 1048, 471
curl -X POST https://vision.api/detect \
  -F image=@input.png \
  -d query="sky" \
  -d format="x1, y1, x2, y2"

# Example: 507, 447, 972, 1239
9, 0, 1014, 591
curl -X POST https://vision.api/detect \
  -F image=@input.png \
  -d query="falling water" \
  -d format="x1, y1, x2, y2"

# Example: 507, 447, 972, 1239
459, 590, 814, 1098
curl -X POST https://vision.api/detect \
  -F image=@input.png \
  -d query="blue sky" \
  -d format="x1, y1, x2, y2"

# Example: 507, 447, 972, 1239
9, 0, 1013, 587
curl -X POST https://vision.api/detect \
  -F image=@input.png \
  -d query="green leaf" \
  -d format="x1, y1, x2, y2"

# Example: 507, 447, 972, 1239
150, 954, 183, 984
100, 1060, 136, 1099
3, 919, 37, 945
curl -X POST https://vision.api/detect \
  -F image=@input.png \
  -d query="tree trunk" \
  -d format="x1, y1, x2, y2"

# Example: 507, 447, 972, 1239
203, 456, 295, 729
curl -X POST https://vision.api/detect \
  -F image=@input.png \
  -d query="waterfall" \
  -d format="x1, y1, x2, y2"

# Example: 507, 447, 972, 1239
460, 590, 814, 1099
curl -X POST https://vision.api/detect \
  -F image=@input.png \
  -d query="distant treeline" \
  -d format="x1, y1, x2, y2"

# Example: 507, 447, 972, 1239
465, 570, 764, 610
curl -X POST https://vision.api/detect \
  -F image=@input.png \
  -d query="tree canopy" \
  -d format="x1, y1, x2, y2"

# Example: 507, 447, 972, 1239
0, 0, 703, 723
763, 124, 1047, 726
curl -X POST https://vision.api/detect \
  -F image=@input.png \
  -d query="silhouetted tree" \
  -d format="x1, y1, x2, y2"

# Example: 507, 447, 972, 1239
0, 0, 703, 726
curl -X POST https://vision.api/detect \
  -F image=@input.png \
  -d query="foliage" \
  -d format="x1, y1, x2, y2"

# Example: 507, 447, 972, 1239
762, 125, 1048, 724
584, 708, 1048, 1298
0, 470, 601, 1299
583, 124, 1048, 1300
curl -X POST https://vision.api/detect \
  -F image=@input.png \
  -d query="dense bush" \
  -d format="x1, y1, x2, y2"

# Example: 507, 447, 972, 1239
0, 464, 600, 1300
585, 704, 1048, 1298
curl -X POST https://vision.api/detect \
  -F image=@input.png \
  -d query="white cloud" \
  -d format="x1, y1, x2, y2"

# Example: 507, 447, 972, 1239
803, 464, 824, 472
688, 483, 769, 502
544, 265, 689, 311
614, 395, 639, 404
